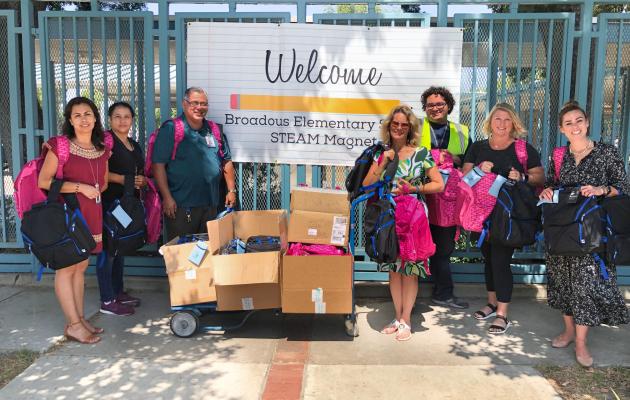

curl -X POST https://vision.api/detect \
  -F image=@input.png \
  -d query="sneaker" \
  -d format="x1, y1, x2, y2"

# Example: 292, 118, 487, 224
431, 297, 469, 309
116, 292, 141, 307
100, 300, 135, 316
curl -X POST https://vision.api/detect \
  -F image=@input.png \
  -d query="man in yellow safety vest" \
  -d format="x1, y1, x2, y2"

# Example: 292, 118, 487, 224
420, 86, 472, 309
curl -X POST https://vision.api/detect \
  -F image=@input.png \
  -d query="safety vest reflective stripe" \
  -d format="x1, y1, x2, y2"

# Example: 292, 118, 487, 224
420, 118, 469, 154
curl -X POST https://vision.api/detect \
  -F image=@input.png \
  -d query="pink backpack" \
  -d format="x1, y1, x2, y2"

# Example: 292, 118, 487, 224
14, 132, 113, 219
394, 195, 435, 267
143, 117, 223, 243
456, 139, 528, 232
425, 150, 463, 227
552, 146, 567, 182
285, 243, 346, 256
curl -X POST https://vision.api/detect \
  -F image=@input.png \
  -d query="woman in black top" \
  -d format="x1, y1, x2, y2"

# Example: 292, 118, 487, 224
463, 103, 544, 334
96, 102, 146, 316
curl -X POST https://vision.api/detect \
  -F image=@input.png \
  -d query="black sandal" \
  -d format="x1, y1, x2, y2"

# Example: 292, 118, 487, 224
488, 314, 511, 335
473, 303, 497, 320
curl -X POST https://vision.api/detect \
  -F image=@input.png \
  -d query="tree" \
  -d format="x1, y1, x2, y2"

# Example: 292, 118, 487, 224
44, 2, 146, 11
489, 3, 628, 15
401, 5, 421, 13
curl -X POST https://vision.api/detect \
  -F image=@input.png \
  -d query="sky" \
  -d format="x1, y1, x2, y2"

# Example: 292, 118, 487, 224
145, 3, 491, 18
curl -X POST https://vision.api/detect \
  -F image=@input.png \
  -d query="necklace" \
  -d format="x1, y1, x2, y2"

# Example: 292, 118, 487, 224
429, 123, 447, 149
569, 140, 593, 157
86, 156, 101, 204
489, 138, 513, 150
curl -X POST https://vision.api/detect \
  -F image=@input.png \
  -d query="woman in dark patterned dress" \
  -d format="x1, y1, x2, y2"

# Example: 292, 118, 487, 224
539, 101, 629, 367
38, 97, 110, 344
362, 105, 445, 341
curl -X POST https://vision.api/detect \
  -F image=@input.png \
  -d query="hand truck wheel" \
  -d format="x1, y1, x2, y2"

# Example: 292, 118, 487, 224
170, 310, 199, 338
344, 315, 359, 337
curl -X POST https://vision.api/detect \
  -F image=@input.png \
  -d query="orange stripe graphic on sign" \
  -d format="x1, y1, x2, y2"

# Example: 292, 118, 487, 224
230, 94, 399, 115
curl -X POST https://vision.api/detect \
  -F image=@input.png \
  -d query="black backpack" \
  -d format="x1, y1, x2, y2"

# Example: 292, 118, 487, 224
488, 181, 541, 247
364, 152, 399, 264
601, 194, 630, 265
245, 235, 281, 253
346, 142, 386, 201
542, 188, 606, 256
21, 180, 96, 270
103, 175, 146, 256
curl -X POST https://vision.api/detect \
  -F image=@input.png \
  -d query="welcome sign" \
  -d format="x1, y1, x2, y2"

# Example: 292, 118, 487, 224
187, 23, 463, 166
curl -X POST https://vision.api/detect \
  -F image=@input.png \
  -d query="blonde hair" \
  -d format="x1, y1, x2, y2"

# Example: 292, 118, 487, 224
380, 105, 421, 146
481, 102, 528, 139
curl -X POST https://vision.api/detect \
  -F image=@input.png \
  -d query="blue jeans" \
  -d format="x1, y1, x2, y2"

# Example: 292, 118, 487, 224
96, 254, 125, 303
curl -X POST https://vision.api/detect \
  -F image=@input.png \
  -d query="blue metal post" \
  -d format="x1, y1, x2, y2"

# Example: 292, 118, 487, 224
21, 0, 38, 157
437, 0, 448, 27
575, 0, 594, 106
159, 0, 171, 121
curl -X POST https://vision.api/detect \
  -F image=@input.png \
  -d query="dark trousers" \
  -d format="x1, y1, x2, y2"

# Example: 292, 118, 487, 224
165, 205, 218, 242
480, 241, 516, 303
429, 224, 457, 301
96, 254, 124, 303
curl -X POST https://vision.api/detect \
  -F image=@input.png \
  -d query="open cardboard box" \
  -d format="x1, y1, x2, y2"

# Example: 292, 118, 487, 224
160, 234, 216, 307
206, 210, 287, 311
283, 188, 353, 314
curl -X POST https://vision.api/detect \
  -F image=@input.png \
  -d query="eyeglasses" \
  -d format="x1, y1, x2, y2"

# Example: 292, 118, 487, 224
184, 99, 209, 108
390, 121, 410, 130
426, 102, 447, 110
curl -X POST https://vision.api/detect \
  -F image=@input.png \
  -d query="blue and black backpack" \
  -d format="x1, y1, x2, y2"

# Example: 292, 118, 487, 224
345, 142, 387, 201
486, 180, 541, 248
601, 194, 630, 265
541, 187, 606, 256
363, 151, 399, 264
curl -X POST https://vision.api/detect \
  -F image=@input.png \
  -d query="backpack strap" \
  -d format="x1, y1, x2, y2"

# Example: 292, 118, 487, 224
515, 139, 528, 172
208, 120, 224, 159
103, 130, 114, 151
53, 136, 70, 180
171, 117, 185, 161
552, 146, 567, 182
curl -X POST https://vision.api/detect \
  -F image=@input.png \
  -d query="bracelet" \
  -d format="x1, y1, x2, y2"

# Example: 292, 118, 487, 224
75, 182, 80, 193
228, 188, 237, 194
415, 184, 423, 194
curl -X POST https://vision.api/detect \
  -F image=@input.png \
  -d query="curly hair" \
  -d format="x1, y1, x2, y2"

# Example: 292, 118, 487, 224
380, 104, 421, 146
61, 97, 105, 150
481, 102, 528, 139
420, 86, 456, 115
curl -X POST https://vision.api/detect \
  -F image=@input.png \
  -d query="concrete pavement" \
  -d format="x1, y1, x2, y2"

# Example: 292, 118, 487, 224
0, 282, 628, 400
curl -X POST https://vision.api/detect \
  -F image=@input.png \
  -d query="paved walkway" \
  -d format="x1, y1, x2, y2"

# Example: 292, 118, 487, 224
0, 284, 628, 399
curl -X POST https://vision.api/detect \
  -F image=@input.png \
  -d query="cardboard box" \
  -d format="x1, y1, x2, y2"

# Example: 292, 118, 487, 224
206, 210, 287, 311
288, 187, 350, 246
160, 235, 216, 307
282, 254, 353, 314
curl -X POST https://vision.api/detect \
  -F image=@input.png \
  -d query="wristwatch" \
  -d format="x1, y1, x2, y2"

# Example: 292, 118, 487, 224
228, 188, 237, 194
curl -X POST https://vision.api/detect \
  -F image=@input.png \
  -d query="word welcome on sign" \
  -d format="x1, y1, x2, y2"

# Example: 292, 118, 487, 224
187, 23, 463, 166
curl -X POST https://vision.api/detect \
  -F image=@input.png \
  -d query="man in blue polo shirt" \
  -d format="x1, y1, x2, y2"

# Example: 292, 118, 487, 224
152, 87, 237, 240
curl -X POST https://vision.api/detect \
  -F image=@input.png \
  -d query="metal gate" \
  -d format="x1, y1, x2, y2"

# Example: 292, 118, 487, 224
1, 1, 629, 281
38, 12, 156, 148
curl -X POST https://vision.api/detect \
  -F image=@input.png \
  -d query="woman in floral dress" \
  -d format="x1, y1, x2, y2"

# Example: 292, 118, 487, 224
539, 101, 629, 367
362, 105, 444, 341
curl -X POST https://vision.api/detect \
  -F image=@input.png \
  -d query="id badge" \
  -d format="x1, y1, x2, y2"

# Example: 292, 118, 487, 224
205, 135, 216, 148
